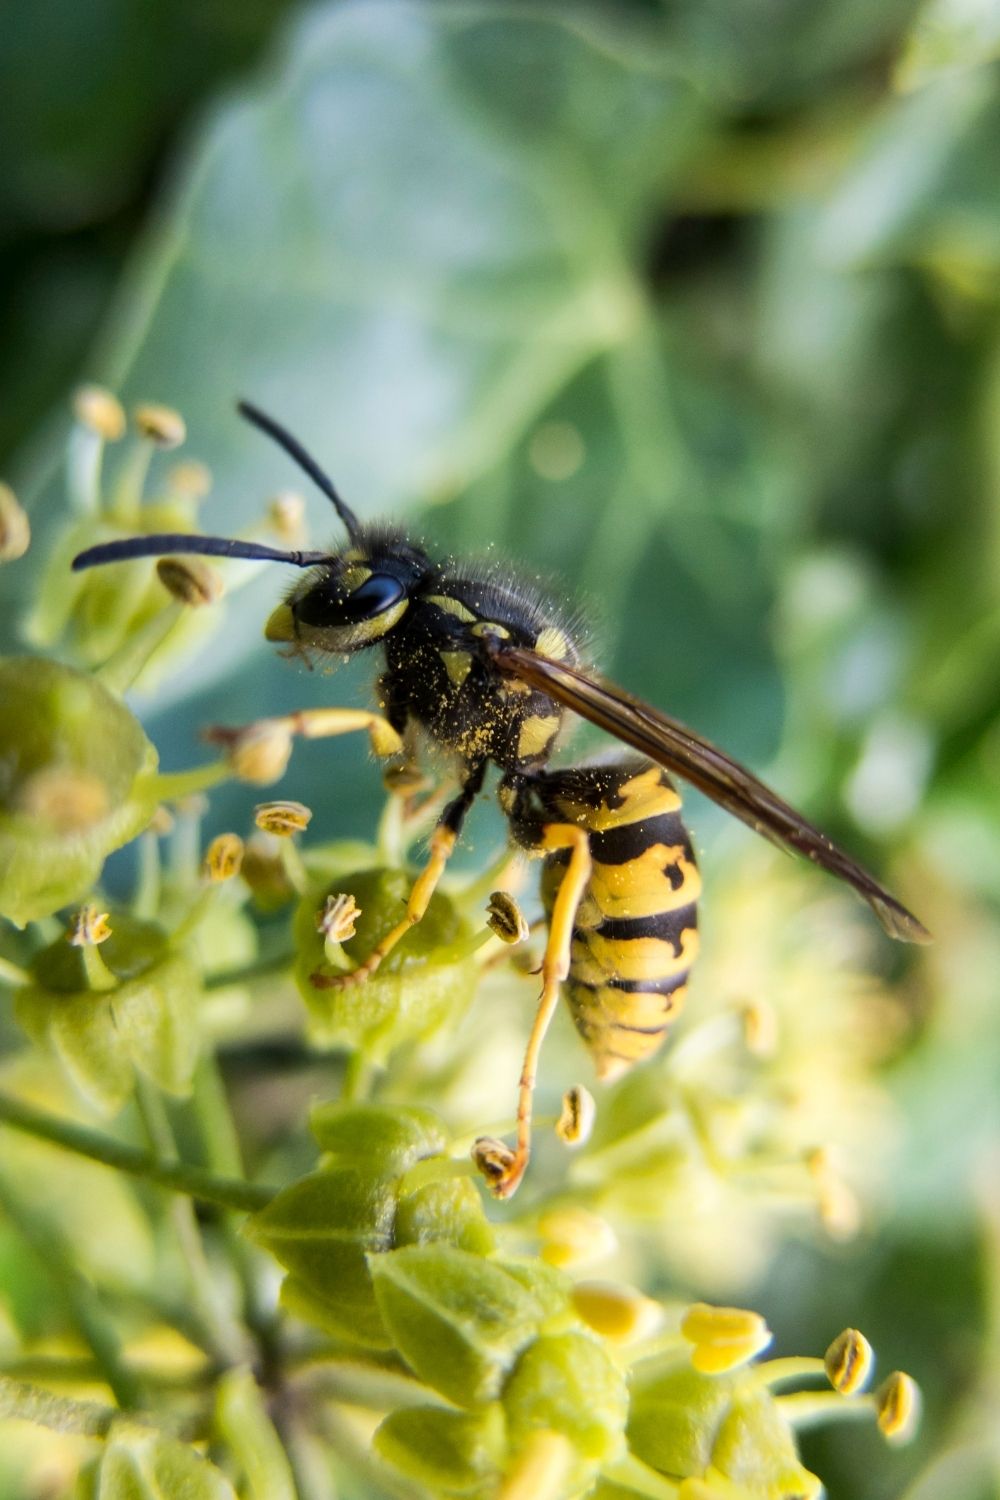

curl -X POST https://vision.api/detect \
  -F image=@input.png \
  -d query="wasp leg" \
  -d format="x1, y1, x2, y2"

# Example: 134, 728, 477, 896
207, 705, 404, 779
311, 760, 487, 990
493, 821, 592, 1199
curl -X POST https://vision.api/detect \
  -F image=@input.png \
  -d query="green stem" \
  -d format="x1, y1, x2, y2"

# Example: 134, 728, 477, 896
133, 1077, 249, 1364
600, 1453, 681, 1499
132, 829, 162, 920
96, 601, 185, 696
0, 1091, 275, 1211
154, 760, 232, 803
0, 1176, 141, 1409
0, 955, 30, 987
776, 1390, 873, 1427
0, 1375, 121, 1438
188, 1057, 281, 1358
204, 950, 295, 991
293, 1359, 436, 1412
341, 1051, 375, 1103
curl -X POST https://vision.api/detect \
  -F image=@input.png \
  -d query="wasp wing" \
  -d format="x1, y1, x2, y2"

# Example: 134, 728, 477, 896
495, 645, 930, 945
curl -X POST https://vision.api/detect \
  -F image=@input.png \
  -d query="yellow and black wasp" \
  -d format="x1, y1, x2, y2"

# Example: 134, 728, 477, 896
73, 402, 930, 1197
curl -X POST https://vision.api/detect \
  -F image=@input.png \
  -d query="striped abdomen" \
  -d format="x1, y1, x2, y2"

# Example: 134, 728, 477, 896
539, 761, 700, 1082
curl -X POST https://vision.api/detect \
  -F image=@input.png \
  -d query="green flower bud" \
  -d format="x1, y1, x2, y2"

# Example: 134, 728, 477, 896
293, 868, 477, 1063
369, 1244, 550, 1407
14, 911, 201, 1114
248, 1163, 398, 1348
628, 1360, 820, 1496
375, 1402, 507, 1499
310, 1101, 448, 1171
250, 1106, 494, 1348
87, 1426, 237, 1499
503, 1331, 628, 1489
395, 1177, 496, 1258
0, 657, 160, 926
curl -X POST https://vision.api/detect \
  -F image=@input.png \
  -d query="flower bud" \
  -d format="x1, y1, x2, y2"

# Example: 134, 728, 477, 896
502, 1332, 627, 1489
133, 403, 186, 448
15, 911, 201, 1114
0, 657, 160, 926
0, 482, 30, 562
294, 868, 476, 1064
375, 1403, 506, 1498
91, 1427, 237, 1498
73, 384, 126, 441
370, 1244, 552, 1407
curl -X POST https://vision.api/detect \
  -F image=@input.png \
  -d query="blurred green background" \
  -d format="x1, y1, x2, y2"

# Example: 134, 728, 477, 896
2, 1, 1000, 1496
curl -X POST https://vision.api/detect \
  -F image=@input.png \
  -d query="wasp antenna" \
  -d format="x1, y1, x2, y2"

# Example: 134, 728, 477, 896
237, 400, 362, 541
71, 534, 331, 572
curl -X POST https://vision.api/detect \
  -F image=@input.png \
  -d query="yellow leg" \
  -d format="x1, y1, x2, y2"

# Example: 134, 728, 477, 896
206, 706, 404, 783
492, 823, 592, 1200
311, 825, 457, 990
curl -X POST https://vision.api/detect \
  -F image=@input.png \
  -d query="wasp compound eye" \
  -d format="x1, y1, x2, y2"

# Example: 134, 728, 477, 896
294, 572, 406, 628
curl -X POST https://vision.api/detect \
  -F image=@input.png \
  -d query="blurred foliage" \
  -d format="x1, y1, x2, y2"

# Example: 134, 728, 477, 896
1, 0, 999, 1496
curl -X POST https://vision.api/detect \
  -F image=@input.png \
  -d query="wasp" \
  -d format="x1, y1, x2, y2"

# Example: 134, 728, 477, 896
73, 402, 930, 1197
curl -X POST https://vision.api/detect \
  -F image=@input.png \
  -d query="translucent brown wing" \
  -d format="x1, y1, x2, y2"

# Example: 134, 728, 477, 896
495, 645, 930, 945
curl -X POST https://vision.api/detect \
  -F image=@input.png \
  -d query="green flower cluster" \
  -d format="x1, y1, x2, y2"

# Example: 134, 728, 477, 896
0, 391, 921, 1500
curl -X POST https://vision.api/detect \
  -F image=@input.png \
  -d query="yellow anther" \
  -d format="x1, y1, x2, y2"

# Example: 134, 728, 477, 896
875, 1371, 920, 1442
571, 1280, 662, 1342
555, 1084, 596, 1147
681, 1302, 772, 1374
254, 799, 312, 836
268, 491, 306, 540
156, 556, 223, 607
0, 482, 30, 562
471, 1136, 517, 1191
486, 890, 530, 945
133, 403, 186, 448
317, 892, 361, 944
68, 905, 112, 947
825, 1328, 873, 1395
807, 1147, 861, 1241
741, 998, 779, 1056
213, 723, 293, 786
497, 1431, 573, 1500
16, 767, 108, 832
166, 460, 212, 500
538, 1206, 617, 1269
203, 833, 244, 883
72, 384, 126, 441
